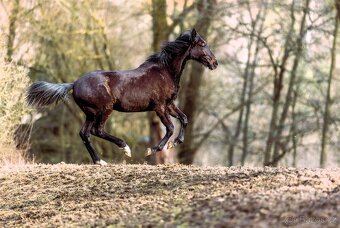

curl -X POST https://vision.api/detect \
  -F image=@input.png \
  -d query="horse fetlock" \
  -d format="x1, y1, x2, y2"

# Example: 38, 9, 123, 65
175, 137, 184, 144
145, 148, 153, 157
167, 141, 176, 149
121, 145, 131, 157
95, 160, 108, 166
144, 146, 160, 157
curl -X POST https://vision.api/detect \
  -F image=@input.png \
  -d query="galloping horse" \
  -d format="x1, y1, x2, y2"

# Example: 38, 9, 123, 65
26, 29, 218, 165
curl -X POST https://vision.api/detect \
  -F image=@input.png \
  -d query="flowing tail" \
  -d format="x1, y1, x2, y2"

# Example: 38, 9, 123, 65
26, 81, 73, 107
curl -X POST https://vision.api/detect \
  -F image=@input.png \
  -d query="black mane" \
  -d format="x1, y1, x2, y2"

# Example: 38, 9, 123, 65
146, 32, 192, 67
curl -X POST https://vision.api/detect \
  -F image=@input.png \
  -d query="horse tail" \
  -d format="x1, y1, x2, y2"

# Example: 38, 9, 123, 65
26, 81, 74, 107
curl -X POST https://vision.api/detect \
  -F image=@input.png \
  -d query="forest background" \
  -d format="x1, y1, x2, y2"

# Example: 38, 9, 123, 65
0, 0, 339, 168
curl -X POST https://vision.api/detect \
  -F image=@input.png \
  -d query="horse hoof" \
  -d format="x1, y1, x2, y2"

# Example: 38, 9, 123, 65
167, 141, 175, 149
145, 148, 153, 157
95, 160, 108, 166
121, 145, 131, 157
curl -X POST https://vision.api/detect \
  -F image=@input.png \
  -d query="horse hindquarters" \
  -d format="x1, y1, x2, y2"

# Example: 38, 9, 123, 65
73, 73, 131, 163
73, 73, 116, 115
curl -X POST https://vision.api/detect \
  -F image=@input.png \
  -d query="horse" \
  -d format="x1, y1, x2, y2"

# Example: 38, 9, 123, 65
26, 29, 218, 165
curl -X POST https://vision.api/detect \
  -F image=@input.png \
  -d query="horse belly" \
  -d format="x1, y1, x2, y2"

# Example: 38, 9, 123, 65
114, 91, 155, 112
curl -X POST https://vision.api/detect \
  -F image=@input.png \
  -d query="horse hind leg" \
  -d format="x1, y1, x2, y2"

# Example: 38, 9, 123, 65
91, 110, 131, 157
79, 115, 107, 165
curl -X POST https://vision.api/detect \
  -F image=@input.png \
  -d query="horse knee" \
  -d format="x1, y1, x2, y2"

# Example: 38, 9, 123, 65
95, 129, 104, 137
91, 127, 105, 138
90, 128, 97, 135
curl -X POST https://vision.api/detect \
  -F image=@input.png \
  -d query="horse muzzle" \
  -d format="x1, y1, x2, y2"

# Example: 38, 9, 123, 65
208, 58, 218, 70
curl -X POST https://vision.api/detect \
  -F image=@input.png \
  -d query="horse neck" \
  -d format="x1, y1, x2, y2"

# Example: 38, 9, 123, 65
167, 49, 190, 86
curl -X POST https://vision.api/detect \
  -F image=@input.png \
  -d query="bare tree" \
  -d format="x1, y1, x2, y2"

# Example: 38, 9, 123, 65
269, 0, 310, 166
149, 0, 194, 164
241, 1, 268, 165
320, 0, 339, 168
226, 1, 257, 166
264, 1, 296, 166
178, 0, 216, 164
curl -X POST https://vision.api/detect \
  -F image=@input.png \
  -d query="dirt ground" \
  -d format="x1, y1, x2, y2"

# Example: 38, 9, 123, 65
0, 164, 339, 227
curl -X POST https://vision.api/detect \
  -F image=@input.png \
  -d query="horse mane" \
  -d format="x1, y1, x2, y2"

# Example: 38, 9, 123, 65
145, 32, 192, 67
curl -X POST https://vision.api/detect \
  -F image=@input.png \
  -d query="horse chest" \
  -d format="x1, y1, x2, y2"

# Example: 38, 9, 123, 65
169, 88, 178, 100
163, 86, 178, 105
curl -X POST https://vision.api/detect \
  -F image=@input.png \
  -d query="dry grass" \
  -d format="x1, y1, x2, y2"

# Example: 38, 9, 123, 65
0, 35, 32, 165
0, 164, 339, 227
0, 146, 29, 166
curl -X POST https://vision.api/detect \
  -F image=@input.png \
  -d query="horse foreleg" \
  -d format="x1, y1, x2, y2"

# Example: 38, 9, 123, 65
145, 109, 174, 156
167, 103, 188, 149
79, 117, 106, 165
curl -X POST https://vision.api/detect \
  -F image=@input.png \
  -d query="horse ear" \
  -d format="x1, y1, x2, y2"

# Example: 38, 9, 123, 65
191, 28, 197, 41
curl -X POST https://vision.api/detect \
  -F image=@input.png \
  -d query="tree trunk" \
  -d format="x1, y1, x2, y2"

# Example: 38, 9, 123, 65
178, 62, 205, 164
320, 5, 338, 168
148, 0, 195, 164
177, 0, 215, 164
271, 0, 310, 166
148, 0, 169, 164
291, 89, 298, 167
241, 3, 267, 165
264, 1, 295, 166
227, 30, 254, 166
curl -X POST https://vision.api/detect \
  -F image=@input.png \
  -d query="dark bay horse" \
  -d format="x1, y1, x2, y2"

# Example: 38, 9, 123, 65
26, 29, 218, 165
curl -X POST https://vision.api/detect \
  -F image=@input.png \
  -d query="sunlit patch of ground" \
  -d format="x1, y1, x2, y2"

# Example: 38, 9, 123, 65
0, 164, 339, 227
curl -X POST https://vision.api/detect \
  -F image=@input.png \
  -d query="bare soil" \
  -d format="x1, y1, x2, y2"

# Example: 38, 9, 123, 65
0, 164, 339, 227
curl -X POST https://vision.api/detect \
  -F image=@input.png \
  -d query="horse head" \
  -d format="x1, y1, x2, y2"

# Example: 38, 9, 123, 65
189, 28, 218, 70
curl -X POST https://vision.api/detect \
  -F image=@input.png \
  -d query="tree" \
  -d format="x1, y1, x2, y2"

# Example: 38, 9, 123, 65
320, 0, 339, 168
241, 1, 268, 165
269, 0, 310, 166
178, 0, 216, 164
149, 0, 194, 164
263, 1, 296, 166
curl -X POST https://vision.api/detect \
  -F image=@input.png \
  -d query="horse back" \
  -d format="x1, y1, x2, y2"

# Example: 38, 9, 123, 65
73, 65, 176, 113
